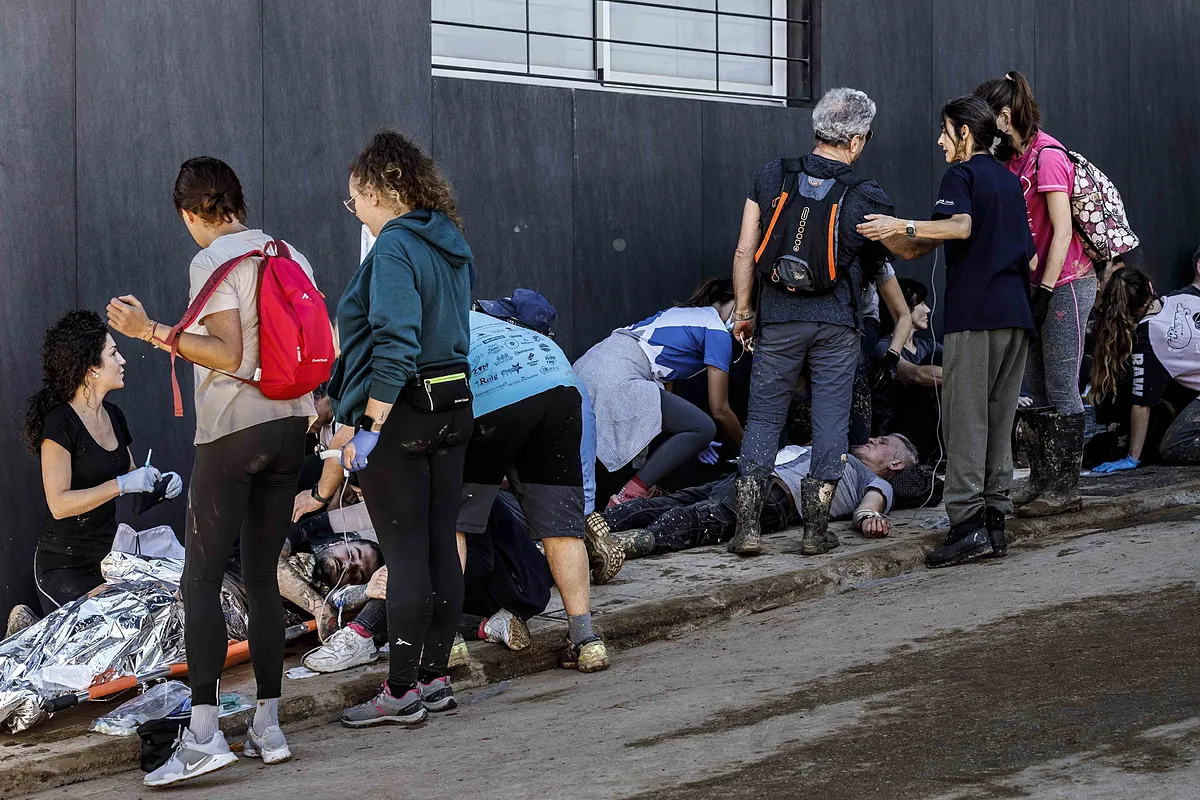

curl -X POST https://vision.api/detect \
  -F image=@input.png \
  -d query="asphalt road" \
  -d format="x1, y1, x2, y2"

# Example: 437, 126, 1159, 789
29, 514, 1200, 800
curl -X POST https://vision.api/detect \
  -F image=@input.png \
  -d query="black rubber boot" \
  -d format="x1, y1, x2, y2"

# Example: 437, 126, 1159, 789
985, 507, 1007, 557
728, 477, 764, 556
1018, 412, 1085, 518
1011, 409, 1050, 507
926, 509, 993, 568
800, 476, 838, 556
609, 529, 656, 560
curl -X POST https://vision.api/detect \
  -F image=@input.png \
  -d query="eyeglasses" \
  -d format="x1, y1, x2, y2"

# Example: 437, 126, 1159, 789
343, 191, 363, 215
863, 129, 873, 144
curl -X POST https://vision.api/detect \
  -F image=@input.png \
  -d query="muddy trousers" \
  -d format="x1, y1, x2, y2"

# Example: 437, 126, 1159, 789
183, 417, 306, 706
1159, 396, 1200, 465
357, 403, 473, 690
942, 329, 1029, 526
603, 476, 793, 552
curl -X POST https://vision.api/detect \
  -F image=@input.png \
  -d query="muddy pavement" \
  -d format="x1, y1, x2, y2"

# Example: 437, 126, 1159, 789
28, 516, 1200, 800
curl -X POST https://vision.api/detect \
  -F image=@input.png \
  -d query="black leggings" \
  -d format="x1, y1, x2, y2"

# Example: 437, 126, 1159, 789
34, 550, 104, 615
183, 416, 305, 707
638, 389, 717, 487
356, 402, 473, 690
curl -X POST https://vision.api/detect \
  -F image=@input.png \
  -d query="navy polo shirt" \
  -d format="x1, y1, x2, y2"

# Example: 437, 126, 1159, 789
934, 154, 1036, 334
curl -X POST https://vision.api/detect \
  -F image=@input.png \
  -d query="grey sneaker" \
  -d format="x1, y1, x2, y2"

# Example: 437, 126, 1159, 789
243, 724, 292, 764
483, 609, 531, 651
341, 685, 427, 728
418, 675, 458, 712
143, 728, 237, 787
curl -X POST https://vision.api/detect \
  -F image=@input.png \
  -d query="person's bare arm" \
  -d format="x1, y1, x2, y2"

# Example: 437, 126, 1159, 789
107, 296, 244, 373
859, 214, 970, 260
706, 366, 744, 446
1038, 191, 1074, 288
731, 199, 762, 348
878, 275, 909, 324
1128, 405, 1152, 461
41, 440, 121, 520
896, 361, 943, 388
854, 489, 891, 537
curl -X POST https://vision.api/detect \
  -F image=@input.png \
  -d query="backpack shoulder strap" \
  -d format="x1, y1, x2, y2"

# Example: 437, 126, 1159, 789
167, 250, 263, 417
755, 160, 804, 264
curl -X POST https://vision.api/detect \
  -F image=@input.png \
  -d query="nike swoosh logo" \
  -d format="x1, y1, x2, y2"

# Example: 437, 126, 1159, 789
185, 759, 206, 770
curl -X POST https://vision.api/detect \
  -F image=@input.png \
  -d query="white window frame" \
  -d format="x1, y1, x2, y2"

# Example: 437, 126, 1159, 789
597, 0, 787, 100
430, 0, 794, 103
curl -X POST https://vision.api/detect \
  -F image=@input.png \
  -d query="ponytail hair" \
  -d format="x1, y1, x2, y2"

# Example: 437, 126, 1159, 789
678, 277, 735, 308
23, 311, 109, 455
973, 70, 1040, 159
1091, 268, 1155, 403
941, 96, 999, 156
173, 156, 248, 225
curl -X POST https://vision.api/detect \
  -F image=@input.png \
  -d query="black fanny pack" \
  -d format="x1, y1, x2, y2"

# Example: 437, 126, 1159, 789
401, 364, 473, 413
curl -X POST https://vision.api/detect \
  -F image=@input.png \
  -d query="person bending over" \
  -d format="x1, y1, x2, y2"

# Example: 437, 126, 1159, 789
21, 311, 181, 624
574, 278, 743, 508
1090, 268, 1200, 473
603, 435, 917, 558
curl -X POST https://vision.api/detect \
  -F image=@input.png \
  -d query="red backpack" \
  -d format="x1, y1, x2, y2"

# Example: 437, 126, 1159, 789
168, 239, 334, 417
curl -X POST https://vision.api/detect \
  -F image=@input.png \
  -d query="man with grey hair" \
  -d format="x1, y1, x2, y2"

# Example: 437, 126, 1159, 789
728, 87, 902, 558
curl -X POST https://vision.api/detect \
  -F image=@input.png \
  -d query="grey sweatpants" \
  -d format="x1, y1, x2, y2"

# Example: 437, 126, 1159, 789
1025, 275, 1096, 414
943, 328, 1029, 526
739, 320, 859, 482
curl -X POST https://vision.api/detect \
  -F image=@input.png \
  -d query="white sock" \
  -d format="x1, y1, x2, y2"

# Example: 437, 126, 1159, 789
190, 704, 220, 743
253, 698, 279, 735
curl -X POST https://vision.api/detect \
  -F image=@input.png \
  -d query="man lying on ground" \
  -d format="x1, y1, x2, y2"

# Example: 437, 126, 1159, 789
596, 435, 918, 560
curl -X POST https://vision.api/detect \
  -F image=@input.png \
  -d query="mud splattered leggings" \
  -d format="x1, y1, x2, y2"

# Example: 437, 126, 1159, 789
1025, 275, 1096, 415
183, 416, 306, 706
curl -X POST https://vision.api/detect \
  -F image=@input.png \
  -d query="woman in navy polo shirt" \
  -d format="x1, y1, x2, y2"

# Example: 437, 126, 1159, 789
858, 95, 1036, 569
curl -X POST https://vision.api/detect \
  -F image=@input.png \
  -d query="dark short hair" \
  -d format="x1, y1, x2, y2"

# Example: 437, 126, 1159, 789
173, 157, 247, 224
897, 277, 928, 309
941, 96, 999, 155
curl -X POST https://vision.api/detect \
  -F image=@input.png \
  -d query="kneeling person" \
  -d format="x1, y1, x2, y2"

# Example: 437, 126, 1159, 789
604, 435, 917, 557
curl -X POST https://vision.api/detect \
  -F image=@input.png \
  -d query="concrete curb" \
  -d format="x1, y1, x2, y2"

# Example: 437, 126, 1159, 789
6, 480, 1200, 797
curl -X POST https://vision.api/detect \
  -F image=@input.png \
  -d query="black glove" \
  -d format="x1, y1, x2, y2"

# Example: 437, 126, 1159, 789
1031, 285, 1054, 330
871, 349, 900, 394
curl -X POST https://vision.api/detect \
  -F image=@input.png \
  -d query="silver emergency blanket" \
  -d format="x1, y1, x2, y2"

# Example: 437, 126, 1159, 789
0, 552, 249, 733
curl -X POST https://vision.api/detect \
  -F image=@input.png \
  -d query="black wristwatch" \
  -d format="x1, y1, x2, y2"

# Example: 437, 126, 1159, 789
355, 414, 380, 433
311, 484, 333, 505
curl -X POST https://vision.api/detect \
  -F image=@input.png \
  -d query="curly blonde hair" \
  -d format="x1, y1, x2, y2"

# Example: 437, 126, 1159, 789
350, 131, 463, 230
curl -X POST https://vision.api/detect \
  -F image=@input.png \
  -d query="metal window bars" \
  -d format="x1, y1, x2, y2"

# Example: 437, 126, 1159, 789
432, 0, 813, 104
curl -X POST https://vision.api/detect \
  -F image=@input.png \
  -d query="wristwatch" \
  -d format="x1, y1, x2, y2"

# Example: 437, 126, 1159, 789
311, 484, 334, 505
355, 414, 381, 433
905, 220, 916, 238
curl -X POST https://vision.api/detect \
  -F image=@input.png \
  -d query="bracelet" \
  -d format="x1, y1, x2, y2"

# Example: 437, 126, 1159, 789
311, 484, 334, 505
733, 311, 756, 321
141, 320, 157, 343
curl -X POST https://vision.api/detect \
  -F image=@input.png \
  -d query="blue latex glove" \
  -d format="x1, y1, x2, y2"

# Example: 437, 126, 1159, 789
342, 429, 381, 472
117, 466, 162, 495
1093, 455, 1139, 474
163, 471, 183, 500
697, 441, 721, 466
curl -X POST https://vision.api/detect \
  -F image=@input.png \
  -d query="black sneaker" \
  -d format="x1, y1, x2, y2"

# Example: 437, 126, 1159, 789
926, 511, 993, 569
985, 507, 1007, 557
418, 675, 458, 712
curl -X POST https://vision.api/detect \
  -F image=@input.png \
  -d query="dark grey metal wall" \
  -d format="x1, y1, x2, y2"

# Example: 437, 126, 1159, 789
3, 0, 1198, 616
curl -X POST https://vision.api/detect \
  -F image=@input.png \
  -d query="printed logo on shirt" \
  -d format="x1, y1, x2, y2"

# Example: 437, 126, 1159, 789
1167, 304, 1193, 350
934, 199, 955, 207
1132, 354, 1144, 397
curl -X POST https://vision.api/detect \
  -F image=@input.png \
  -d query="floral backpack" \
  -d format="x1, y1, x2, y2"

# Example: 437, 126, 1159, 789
1036, 144, 1139, 262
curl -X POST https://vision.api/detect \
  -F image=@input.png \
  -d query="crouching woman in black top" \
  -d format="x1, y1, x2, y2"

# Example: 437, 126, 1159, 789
859, 96, 1037, 568
22, 311, 181, 615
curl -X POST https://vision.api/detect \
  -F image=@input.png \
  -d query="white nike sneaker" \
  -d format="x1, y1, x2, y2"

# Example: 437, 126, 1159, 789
143, 728, 237, 787
302, 627, 379, 674
243, 724, 292, 764
484, 609, 531, 651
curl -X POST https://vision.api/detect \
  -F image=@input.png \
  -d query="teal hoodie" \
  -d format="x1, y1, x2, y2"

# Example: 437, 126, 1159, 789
329, 210, 474, 425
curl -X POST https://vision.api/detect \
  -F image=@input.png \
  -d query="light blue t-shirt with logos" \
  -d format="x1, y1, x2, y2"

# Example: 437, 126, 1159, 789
467, 311, 597, 513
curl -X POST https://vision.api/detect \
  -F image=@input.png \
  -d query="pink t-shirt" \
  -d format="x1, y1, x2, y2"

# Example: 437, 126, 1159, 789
1008, 130, 1092, 287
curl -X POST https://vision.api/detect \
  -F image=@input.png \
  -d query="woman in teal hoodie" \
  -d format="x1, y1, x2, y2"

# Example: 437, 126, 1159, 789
327, 131, 475, 727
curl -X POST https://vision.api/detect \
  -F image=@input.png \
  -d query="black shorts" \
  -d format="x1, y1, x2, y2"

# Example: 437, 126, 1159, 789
458, 386, 584, 540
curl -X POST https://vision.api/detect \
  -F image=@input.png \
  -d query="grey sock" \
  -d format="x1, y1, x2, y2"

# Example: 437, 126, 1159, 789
190, 704, 220, 743
253, 698, 279, 735
567, 613, 594, 646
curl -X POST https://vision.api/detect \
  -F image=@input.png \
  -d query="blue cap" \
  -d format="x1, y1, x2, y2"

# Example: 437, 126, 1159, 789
477, 288, 558, 336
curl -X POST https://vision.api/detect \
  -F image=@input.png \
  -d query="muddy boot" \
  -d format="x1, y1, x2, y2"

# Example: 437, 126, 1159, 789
1018, 412, 1085, 518
609, 529, 656, 560
727, 476, 764, 556
585, 512, 625, 585
1011, 409, 1049, 507
926, 509, 993, 568
984, 507, 1007, 558
800, 476, 838, 556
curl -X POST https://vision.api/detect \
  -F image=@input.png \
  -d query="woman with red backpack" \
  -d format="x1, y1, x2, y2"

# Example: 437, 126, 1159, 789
107, 157, 320, 786
974, 72, 1097, 518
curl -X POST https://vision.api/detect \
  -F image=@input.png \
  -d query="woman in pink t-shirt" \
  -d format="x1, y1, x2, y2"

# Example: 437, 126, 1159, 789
975, 71, 1096, 519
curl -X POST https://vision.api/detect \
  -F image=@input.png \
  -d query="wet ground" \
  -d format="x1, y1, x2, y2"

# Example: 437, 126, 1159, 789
26, 514, 1200, 799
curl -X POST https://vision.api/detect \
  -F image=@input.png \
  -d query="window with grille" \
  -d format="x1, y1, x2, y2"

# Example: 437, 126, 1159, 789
431, 0, 815, 104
